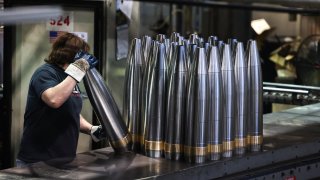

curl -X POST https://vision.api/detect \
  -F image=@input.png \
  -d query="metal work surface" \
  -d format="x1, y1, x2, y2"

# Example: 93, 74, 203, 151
2, 103, 320, 179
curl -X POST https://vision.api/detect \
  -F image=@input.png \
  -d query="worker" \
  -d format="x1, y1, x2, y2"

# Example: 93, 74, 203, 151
16, 33, 105, 167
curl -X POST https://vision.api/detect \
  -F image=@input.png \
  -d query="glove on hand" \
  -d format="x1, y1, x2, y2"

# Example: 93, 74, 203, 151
74, 51, 98, 69
65, 51, 98, 82
90, 125, 106, 142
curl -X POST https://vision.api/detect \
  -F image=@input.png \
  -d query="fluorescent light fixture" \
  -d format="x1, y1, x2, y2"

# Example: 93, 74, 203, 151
0, 5, 63, 25
251, 18, 271, 35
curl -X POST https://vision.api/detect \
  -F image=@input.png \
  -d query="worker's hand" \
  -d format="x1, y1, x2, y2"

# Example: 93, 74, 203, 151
90, 125, 106, 142
65, 51, 98, 82
74, 51, 98, 69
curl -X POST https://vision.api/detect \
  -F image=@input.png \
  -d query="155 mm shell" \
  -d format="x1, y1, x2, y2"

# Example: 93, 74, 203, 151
84, 68, 131, 153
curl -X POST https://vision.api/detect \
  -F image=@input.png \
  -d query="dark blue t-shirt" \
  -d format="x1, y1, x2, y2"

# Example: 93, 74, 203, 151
18, 63, 82, 163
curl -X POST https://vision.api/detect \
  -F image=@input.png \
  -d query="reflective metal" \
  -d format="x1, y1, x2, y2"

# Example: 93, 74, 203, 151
207, 46, 223, 160
247, 40, 263, 152
166, 42, 178, 73
144, 42, 168, 158
141, 35, 152, 68
186, 44, 198, 71
221, 44, 235, 158
170, 32, 180, 42
84, 68, 131, 153
218, 41, 224, 62
189, 34, 198, 44
164, 38, 171, 55
201, 42, 210, 57
140, 41, 157, 154
156, 34, 166, 43
185, 47, 209, 163
234, 42, 248, 155
123, 38, 144, 152
177, 36, 184, 45
165, 45, 188, 160
228, 38, 238, 55
208, 36, 218, 46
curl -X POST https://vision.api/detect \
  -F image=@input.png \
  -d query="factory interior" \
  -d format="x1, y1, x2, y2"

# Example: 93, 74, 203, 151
1, 0, 320, 179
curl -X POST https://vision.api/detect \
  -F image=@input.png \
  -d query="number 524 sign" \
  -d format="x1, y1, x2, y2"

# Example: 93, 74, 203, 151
46, 11, 74, 32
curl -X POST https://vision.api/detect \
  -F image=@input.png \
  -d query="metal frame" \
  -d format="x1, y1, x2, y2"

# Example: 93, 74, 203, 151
129, 0, 320, 14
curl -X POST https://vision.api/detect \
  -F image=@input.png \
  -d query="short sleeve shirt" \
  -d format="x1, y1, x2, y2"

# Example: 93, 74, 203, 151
18, 63, 82, 163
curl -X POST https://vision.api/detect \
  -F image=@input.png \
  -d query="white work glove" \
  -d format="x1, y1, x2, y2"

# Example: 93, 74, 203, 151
65, 51, 98, 82
90, 125, 106, 142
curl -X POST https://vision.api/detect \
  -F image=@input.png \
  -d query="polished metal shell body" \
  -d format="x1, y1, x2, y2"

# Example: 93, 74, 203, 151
186, 44, 198, 71
189, 34, 198, 44
221, 44, 236, 158
170, 32, 180, 42
247, 40, 263, 152
207, 46, 223, 160
156, 34, 166, 43
234, 42, 248, 155
165, 45, 188, 160
208, 36, 218, 46
84, 68, 131, 153
141, 36, 152, 68
166, 42, 178, 74
123, 38, 144, 152
185, 47, 209, 163
144, 43, 168, 158
140, 41, 156, 154
218, 41, 224, 64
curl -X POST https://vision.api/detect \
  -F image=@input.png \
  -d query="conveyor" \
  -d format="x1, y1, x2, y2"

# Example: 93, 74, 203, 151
1, 103, 320, 179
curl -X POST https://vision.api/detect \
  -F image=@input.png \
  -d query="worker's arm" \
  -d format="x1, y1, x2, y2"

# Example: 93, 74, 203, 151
41, 76, 77, 108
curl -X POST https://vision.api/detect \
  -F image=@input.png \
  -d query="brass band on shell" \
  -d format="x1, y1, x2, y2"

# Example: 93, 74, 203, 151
207, 144, 222, 153
250, 135, 263, 145
145, 140, 164, 151
184, 146, 192, 156
246, 135, 251, 145
193, 147, 207, 156
110, 133, 132, 149
223, 141, 234, 151
131, 134, 141, 144
235, 138, 247, 148
164, 143, 183, 153
183, 146, 207, 156
139, 135, 145, 145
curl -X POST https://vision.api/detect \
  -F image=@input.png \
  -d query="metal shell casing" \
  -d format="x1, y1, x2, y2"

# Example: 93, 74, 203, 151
247, 40, 263, 152
84, 68, 131, 153
144, 42, 168, 158
207, 46, 223, 160
234, 42, 248, 155
141, 35, 152, 68
123, 38, 144, 152
140, 41, 156, 154
208, 36, 218, 46
165, 45, 188, 160
186, 44, 198, 72
185, 47, 209, 163
221, 44, 236, 158
166, 42, 178, 74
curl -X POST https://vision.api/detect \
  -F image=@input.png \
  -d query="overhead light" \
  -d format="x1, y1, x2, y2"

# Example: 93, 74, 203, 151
251, 18, 271, 35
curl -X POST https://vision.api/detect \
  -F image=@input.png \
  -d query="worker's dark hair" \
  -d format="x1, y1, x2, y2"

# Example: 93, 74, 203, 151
45, 32, 90, 66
